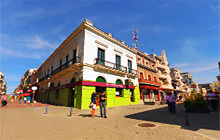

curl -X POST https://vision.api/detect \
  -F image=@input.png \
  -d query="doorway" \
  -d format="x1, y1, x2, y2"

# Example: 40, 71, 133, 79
69, 87, 75, 107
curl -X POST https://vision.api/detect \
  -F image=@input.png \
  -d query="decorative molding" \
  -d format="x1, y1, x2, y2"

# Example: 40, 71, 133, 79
126, 54, 133, 59
95, 40, 108, 48
114, 49, 123, 54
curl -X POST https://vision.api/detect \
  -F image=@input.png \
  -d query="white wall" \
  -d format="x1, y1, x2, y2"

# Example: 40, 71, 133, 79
83, 29, 138, 86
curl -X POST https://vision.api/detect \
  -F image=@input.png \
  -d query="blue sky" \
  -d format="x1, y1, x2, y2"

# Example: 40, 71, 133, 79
0, 0, 219, 94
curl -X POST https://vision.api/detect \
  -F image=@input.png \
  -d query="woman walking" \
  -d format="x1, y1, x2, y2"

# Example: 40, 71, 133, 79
166, 92, 176, 114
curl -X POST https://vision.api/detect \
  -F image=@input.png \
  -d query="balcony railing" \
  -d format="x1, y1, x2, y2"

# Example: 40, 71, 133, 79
138, 78, 161, 86
52, 57, 81, 75
39, 57, 81, 82
94, 58, 137, 75
137, 63, 156, 73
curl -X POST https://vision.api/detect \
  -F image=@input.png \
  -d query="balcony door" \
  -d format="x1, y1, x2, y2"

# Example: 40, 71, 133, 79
73, 49, 77, 63
116, 55, 121, 70
98, 48, 105, 65
128, 60, 132, 73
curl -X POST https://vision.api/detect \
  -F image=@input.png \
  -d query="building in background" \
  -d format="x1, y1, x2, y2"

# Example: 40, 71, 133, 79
151, 50, 173, 98
136, 50, 161, 104
199, 83, 215, 94
0, 71, 7, 94
180, 72, 197, 93
37, 19, 140, 109
170, 68, 186, 97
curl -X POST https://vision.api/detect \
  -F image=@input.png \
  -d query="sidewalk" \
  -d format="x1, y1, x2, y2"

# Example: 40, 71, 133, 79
0, 101, 219, 140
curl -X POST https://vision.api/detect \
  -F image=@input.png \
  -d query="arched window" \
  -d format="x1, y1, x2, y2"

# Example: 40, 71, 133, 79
116, 79, 123, 84
96, 76, 106, 83
154, 77, 157, 81
96, 76, 106, 93
148, 75, 151, 80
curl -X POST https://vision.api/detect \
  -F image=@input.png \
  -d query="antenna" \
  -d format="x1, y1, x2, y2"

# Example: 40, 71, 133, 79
132, 28, 138, 49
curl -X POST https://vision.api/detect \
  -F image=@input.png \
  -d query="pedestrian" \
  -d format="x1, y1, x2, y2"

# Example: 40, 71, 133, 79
1, 93, 8, 107
205, 90, 218, 110
99, 91, 107, 118
24, 96, 27, 104
90, 92, 97, 118
27, 96, 31, 104
19, 96, 22, 103
165, 92, 176, 114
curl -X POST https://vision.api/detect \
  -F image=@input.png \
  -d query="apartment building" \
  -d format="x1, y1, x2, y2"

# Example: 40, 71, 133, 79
136, 50, 161, 103
37, 19, 140, 109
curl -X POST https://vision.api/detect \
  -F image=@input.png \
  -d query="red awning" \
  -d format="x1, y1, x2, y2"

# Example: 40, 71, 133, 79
20, 93, 31, 96
139, 86, 159, 90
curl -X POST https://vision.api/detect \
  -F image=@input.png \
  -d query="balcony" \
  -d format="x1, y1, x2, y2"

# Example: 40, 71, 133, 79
138, 78, 161, 86
157, 63, 166, 70
39, 57, 81, 82
137, 63, 156, 73
94, 58, 137, 75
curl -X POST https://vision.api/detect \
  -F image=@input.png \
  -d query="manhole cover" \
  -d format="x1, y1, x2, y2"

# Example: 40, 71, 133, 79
138, 123, 156, 127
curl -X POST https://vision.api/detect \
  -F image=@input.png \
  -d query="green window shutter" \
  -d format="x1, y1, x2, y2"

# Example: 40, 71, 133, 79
116, 79, 122, 84
96, 77, 106, 83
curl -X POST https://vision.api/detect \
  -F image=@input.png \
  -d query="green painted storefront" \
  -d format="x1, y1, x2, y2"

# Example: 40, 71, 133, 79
37, 81, 140, 109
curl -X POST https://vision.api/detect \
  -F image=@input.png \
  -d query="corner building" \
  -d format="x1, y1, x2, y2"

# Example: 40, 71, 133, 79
37, 19, 140, 109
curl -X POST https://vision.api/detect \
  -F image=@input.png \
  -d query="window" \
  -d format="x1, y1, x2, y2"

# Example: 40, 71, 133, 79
66, 55, 69, 64
148, 75, 151, 80
140, 72, 144, 79
98, 48, 105, 65
128, 60, 132, 73
47, 69, 50, 75
73, 49, 77, 63
130, 89, 134, 102
154, 77, 157, 81
116, 88, 123, 97
60, 59, 62, 67
116, 79, 123, 84
152, 63, 154, 69
146, 61, 149, 67
116, 55, 121, 70
55, 90, 59, 99
51, 66, 53, 74
138, 57, 141, 64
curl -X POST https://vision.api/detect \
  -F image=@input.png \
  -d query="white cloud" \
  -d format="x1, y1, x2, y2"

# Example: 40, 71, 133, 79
25, 36, 58, 49
179, 62, 218, 73
172, 63, 189, 68
0, 46, 42, 59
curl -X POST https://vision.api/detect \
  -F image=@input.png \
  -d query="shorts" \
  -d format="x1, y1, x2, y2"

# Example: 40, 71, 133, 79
93, 104, 96, 109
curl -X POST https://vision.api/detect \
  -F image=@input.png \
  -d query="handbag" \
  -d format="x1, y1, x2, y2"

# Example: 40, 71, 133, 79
89, 103, 94, 108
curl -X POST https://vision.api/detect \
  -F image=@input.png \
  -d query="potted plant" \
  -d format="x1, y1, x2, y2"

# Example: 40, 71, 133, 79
184, 91, 209, 113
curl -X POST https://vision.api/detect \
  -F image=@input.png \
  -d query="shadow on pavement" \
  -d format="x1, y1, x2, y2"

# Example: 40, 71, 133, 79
125, 104, 219, 131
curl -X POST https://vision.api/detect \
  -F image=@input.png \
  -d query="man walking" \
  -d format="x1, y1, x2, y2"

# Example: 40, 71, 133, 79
99, 91, 107, 118
206, 90, 218, 110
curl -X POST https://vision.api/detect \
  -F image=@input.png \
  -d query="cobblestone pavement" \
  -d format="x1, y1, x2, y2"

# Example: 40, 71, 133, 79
0, 101, 219, 140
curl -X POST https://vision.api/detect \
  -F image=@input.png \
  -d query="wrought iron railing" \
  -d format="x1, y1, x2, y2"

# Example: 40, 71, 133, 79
94, 58, 137, 75
39, 57, 81, 82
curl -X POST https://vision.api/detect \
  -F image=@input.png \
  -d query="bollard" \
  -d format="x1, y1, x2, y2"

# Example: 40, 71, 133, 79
44, 105, 48, 114
69, 106, 73, 117
185, 109, 189, 126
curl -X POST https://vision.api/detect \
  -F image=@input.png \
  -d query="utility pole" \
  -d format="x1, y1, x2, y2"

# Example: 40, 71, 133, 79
132, 29, 138, 49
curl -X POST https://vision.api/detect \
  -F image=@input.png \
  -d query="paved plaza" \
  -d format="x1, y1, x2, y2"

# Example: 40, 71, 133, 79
0, 101, 219, 140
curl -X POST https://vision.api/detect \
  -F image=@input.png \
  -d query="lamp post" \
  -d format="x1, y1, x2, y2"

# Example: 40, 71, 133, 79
44, 75, 51, 114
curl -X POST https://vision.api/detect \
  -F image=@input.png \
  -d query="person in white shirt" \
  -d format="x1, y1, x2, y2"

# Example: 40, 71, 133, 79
206, 90, 218, 110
